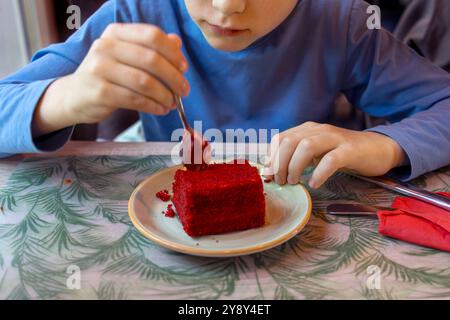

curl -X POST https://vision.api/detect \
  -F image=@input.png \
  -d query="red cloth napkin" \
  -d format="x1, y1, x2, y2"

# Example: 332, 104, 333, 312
377, 192, 450, 252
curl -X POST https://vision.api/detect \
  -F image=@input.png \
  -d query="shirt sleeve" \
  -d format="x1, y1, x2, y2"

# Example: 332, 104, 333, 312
341, 0, 450, 181
0, 0, 119, 158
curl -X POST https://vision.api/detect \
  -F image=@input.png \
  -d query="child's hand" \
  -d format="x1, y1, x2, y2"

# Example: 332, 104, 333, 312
264, 122, 406, 188
33, 23, 189, 136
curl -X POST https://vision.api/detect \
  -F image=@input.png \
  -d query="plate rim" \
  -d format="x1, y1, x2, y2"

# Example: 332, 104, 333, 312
128, 165, 312, 257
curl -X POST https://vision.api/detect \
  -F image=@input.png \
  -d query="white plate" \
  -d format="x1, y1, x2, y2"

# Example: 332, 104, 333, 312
128, 164, 312, 257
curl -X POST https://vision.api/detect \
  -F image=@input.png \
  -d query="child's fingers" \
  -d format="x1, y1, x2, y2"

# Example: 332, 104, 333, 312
103, 39, 189, 97
102, 23, 187, 72
263, 134, 281, 177
266, 129, 310, 176
309, 147, 348, 189
94, 58, 175, 109
287, 135, 339, 185
272, 137, 298, 185
100, 82, 168, 116
265, 122, 331, 181
277, 121, 320, 141
168, 34, 183, 50
268, 121, 322, 159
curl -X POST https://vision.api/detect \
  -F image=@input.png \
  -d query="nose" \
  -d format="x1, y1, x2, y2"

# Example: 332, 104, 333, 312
212, 0, 246, 15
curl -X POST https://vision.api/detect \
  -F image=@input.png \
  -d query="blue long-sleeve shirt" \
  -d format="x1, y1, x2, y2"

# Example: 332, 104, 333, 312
1, 0, 450, 180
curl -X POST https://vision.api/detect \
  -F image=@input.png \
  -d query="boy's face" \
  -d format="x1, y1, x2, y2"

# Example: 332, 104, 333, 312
184, 0, 299, 52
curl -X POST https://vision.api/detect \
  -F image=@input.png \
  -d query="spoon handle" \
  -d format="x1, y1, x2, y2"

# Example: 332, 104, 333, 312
175, 96, 191, 131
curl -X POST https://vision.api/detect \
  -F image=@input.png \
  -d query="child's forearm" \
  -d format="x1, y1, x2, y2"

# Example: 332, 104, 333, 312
32, 76, 78, 138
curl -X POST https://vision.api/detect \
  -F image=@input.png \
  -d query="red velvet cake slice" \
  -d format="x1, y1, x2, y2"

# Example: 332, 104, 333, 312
172, 161, 266, 237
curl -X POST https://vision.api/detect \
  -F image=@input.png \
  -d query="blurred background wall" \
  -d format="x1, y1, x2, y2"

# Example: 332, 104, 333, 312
53, 0, 105, 41
0, 0, 57, 78
0, 0, 29, 78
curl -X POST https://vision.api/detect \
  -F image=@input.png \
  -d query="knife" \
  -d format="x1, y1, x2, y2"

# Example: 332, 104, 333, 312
327, 203, 392, 217
347, 173, 450, 212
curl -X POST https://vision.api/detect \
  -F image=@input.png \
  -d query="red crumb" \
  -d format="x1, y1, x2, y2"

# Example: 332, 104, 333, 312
264, 178, 272, 183
164, 204, 176, 218
156, 190, 171, 202
64, 179, 73, 185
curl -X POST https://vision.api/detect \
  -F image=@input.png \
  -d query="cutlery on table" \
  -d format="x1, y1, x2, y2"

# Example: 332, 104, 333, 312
346, 173, 450, 212
326, 203, 394, 217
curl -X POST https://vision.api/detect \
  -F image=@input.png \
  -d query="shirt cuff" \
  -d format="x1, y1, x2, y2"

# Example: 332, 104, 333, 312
0, 153, 14, 159
33, 127, 74, 153
0, 78, 74, 156
0, 127, 74, 159
366, 125, 423, 181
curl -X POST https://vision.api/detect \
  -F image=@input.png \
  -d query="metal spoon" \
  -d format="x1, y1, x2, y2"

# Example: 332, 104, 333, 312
175, 96, 209, 170
175, 96, 193, 133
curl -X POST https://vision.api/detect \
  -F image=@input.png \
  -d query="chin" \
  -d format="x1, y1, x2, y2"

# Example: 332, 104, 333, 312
203, 35, 254, 52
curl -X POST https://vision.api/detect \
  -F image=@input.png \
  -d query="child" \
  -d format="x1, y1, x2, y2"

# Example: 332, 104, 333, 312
0, 0, 449, 189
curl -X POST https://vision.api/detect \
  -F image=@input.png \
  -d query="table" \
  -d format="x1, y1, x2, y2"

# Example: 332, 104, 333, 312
0, 142, 449, 300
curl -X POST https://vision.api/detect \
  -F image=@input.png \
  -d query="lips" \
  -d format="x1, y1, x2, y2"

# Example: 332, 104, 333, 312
205, 22, 247, 36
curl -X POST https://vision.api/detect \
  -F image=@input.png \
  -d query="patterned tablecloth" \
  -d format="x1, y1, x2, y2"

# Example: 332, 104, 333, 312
0, 142, 449, 300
